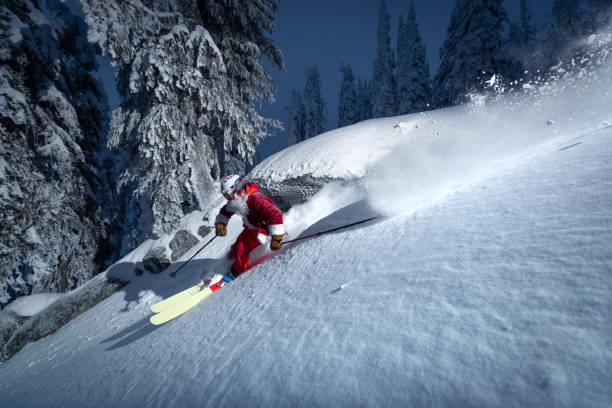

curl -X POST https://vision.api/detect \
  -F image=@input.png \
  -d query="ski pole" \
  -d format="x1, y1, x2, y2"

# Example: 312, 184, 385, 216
283, 216, 380, 245
169, 235, 217, 278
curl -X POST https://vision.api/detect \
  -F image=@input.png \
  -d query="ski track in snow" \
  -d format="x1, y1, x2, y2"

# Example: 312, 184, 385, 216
0, 123, 611, 407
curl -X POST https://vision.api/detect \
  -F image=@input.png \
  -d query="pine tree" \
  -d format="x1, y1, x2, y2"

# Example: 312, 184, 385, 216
356, 78, 373, 122
82, 0, 284, 241
396, 2, 432, 114
548, 0, 583, 65
505, 22, 526, 81
287, 90, 306, 145
519, 0, 536, 47
433, 0, 509, 107
196, 0, 285, 165
338, 63, 358, 127
584, 0, 611, 35
303, 67, 327, 139
371, 0, 397, 118
508, 0, 536, 77
0, 0, 120, 302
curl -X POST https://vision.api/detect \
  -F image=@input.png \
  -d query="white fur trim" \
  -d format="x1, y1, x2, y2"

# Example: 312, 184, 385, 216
269, 224, 285, 236
257, 233, 269, 245
215, 214, 229, 225
243, 219, 257, 229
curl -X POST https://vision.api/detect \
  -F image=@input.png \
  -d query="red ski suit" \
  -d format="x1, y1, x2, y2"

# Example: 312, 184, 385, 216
215, 182, 284, 274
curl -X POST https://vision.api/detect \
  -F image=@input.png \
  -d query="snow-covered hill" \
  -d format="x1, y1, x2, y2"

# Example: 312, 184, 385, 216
1, 32, 612, 408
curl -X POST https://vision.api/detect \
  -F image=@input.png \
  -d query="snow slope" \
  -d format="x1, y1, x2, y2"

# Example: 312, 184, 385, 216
1, 33, 612, 408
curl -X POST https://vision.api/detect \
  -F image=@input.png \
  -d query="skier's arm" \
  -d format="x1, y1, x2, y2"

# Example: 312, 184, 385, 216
260, 199, 284, 250
215, 205, 234, 237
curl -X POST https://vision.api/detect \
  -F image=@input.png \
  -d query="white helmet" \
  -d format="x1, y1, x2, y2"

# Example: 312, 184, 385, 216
221, 174, 244, 199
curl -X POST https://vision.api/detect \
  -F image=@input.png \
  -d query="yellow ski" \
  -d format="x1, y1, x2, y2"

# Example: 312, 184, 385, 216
150, 281, 206, 313
149, 287, 214, 325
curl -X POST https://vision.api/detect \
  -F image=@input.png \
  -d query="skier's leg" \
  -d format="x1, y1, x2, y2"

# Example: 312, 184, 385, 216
232, 229, 262, 274
227, 228, 248, 260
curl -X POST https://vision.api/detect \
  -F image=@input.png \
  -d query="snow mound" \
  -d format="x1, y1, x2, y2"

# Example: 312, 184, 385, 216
5, 294, 64, 317
255, 35, 612, 222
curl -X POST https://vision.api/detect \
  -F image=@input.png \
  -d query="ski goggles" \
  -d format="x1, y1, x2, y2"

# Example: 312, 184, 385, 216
223, 180, 244, 200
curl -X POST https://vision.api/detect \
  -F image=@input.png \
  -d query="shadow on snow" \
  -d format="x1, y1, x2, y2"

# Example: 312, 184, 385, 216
99, 200, 383, 350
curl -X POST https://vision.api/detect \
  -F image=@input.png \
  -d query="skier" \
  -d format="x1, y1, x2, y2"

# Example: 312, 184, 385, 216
215, 174, 285, 278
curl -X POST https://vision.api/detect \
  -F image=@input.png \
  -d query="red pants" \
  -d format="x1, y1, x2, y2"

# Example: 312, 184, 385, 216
228, 227, 267, 274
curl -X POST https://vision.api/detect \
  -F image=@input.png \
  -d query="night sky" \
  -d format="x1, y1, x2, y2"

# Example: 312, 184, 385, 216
256, 0, 554, 161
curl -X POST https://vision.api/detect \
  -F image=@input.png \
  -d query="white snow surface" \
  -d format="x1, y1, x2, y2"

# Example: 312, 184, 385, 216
1, 40, 612, 408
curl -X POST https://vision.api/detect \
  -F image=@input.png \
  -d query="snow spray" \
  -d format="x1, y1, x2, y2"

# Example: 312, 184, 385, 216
364, 26, 612, 218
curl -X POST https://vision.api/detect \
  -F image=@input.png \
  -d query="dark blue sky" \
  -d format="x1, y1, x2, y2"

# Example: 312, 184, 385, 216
256, 0, 553, 161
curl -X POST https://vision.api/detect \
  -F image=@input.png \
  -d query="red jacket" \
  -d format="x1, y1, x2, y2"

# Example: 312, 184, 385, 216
215, 182, 285, 236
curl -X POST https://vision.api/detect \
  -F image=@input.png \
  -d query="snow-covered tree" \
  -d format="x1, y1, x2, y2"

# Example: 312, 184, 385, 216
338, 63, 358, 127
356, 77, 373, 122
504, 0, 537, 78
287, 90, 306, 145
548, 0, 584, 64
303, 67, 327, 139
505, 22, 527, 81
396, 3, 432, 114
519, 0, 536, 48
583, 0, 611, 34
371, 0, 397, 117
434, 0, 509, 107
82, 0, 284, 241
196, 0, 285, 162
0, 0, 119, 304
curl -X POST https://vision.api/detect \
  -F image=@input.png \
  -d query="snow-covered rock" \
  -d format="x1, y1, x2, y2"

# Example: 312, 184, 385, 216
5, 293, 64, 317
0, 309, 26, 347
197, 225, 212, 238
0, 274, 126, 361
142, 248, 171, 275
169, 230, 200, 262
252, 174, 338, 212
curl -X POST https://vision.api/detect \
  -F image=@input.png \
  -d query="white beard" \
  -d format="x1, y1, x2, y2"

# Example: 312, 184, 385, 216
226, 195, 249, 217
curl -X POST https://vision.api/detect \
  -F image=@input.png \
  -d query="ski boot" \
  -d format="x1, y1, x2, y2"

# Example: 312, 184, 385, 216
205, 268, 238, 289
221, 267, 240, 285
